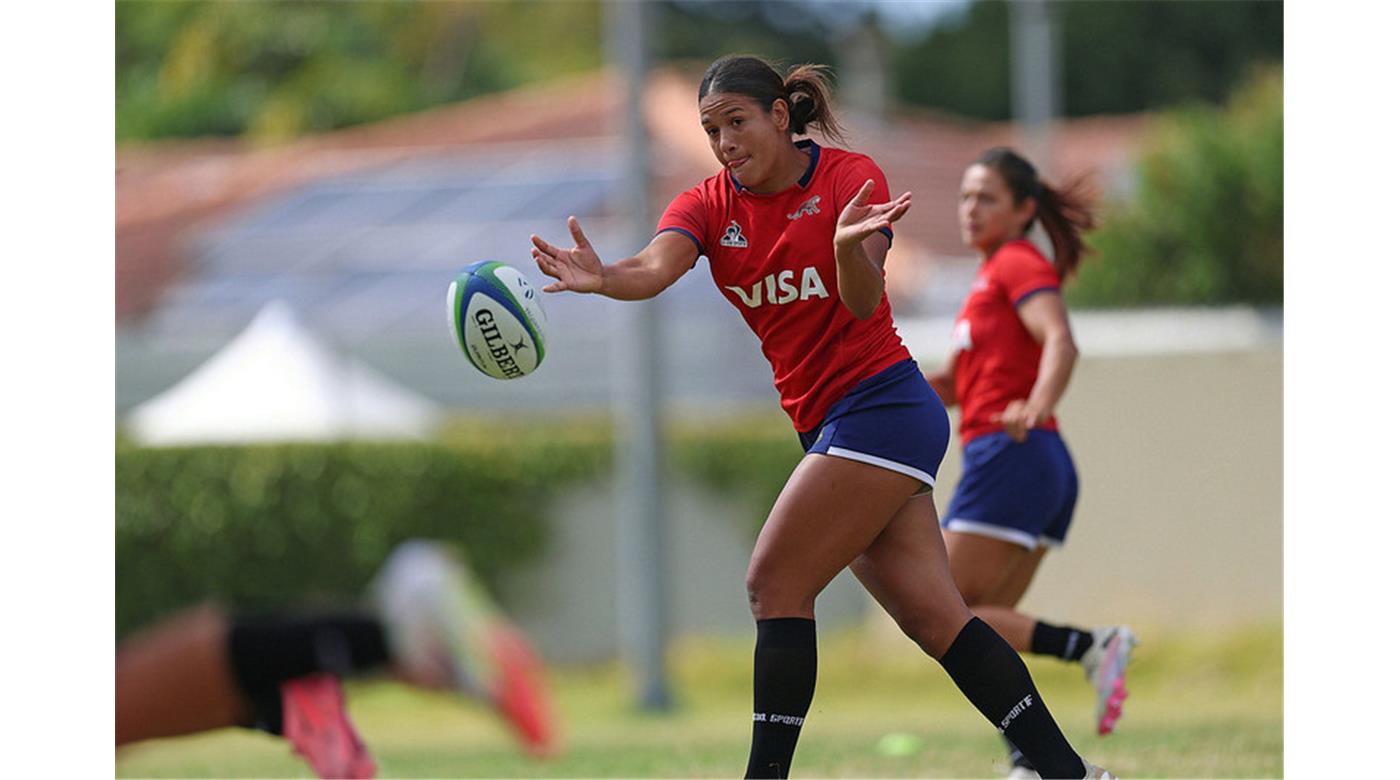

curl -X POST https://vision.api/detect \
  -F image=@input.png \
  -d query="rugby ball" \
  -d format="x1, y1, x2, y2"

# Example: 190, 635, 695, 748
447, 261, 548, 379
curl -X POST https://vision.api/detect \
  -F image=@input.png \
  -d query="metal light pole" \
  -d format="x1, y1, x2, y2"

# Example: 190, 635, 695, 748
1010, 0, 1062, 174
606, 0, 672, 712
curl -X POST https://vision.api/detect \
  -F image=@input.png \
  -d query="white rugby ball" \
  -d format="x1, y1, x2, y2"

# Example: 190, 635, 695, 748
447, 261, 548, 379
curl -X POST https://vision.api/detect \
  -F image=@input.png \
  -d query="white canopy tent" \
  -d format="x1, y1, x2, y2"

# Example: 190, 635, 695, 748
126, 301, 442, 445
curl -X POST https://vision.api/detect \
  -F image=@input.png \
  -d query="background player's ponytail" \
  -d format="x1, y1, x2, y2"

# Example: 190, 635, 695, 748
977, 147, 1097, 280
698, 55, 848, 145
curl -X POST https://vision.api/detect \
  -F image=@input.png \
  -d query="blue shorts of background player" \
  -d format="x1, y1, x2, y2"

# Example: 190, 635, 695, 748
941, 429, 1079, 550
798, 359, 950, 494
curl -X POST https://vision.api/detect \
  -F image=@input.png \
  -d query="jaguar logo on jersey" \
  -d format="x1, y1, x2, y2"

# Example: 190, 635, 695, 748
787, 196, 821, 221
719, 220, 749, 248
725, 266, 830, 308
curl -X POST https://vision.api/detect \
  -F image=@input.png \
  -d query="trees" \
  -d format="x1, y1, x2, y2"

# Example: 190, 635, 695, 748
116, 1, 601, 142
116, 1, 1284, 142
890, 0, 1283, 122
1068, 67, 1283, 308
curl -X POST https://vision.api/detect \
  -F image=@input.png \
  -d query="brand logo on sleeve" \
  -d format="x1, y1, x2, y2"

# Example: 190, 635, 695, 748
719, 220, 749, 248
787, 195, 822, 221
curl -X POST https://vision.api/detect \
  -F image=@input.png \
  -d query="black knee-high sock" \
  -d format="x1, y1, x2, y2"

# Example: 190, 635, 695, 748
938, 618, 1083, 779
745, 618, 817, 779
227, 611, 391, 734
1031, 621, 1093, 662
1003, 732, 1036, 770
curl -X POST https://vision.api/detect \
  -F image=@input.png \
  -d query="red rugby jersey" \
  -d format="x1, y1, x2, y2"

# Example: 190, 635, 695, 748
951, 239, 1063, 446
656, 141, 911, 432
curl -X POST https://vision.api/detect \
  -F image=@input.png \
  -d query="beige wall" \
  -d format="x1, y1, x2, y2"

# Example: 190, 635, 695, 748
935, 349, 1284, 629
509, 346, 1283, 661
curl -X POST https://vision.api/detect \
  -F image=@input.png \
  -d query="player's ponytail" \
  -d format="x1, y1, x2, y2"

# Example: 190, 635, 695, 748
976, 147, 1097, 279
698, 55, 848, 145
782, 64, 847, 144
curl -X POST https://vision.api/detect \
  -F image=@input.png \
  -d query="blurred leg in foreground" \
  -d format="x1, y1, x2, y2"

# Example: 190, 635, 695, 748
115, 604, 381, 778
116, 539, 557, 778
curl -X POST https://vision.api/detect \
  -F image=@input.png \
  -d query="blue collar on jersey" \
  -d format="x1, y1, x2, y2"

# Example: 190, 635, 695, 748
728, 139, 822, 194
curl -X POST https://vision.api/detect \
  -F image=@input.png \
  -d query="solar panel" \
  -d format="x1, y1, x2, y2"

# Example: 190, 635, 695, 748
120, 139, 777, 416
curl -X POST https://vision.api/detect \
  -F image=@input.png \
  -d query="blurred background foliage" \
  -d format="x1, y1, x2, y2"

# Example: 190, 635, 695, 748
115, 439, 603, 635
117, 0, 1282, 141
1070, 66, 1283, 307
893, 0, 1283, 121
116, 0, 603, 142
114, 422, 811, 636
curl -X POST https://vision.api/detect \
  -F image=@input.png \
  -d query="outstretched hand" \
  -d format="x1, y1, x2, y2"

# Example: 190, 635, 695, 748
531, 216, 605, 294
834, 179, 913, 249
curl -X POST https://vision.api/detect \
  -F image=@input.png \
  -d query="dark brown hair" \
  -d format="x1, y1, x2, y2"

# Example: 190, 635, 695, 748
976, 147, 1097, 279
698, 55, 848, 145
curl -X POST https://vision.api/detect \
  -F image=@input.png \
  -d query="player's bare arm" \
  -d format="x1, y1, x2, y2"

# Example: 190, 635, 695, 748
531, 217, 697, 300
997, 290, 1078, 441
925, 352, 958, 407
833, 179, 913, 319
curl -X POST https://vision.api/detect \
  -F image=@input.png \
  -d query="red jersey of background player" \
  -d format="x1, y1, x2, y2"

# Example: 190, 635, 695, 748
656, 140, 911, 433
952, 238, 1062, 446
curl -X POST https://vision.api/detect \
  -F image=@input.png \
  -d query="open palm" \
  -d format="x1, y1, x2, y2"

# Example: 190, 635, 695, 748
835, 179, 913, 248
531, 216, 604, 294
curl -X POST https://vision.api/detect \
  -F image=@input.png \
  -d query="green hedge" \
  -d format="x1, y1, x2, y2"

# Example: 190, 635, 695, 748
1069, 66, 1283, 307
115, 437, 608, 636
115, 420, 807, 637
670, 418, 802, 533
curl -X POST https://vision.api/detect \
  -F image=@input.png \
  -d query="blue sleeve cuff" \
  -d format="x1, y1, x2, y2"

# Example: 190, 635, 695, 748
657, 226, 704, 257
1014, 286, 1060, 306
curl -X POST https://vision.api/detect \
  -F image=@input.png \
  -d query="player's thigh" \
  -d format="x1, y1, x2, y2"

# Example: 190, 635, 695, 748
747, 453, 922, 618
984, 544, 1049, 608
850, 493, 973, 658
943, 529, 1033, 606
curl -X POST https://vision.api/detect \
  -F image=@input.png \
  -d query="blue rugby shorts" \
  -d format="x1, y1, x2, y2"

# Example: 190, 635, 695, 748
942, 429, 1079, 549
797, 359, 950, 494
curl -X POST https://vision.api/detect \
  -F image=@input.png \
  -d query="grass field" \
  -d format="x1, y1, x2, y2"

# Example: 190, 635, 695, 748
116, 622, 1281, 778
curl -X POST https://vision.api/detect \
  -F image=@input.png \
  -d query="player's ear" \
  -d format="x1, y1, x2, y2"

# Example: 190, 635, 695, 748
770, 98, 790, 134
1016, 194, 1038, 228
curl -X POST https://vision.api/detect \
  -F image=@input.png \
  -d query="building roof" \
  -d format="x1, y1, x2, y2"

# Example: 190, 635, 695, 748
117, 66, 1152, 323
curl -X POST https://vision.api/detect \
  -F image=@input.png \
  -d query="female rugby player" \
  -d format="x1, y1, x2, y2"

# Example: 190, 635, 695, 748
926, 148, 1136, 776
531, 56, 1113, 780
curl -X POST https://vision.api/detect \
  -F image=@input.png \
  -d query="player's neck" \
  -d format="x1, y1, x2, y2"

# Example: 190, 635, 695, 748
978, 235, 1025, 262
749, 143, 814, 194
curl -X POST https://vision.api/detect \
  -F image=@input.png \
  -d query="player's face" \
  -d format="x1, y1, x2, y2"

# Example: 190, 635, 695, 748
699, 92, 791, 191
959, 164, 1035, 256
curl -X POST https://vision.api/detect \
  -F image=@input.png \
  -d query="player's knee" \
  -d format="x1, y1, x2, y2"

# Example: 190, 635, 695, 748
894, 612, 940, 657
745, 565, 815, 620
958, 583, 996, 608
947, 564, 999, 607
892, 604, 974, 659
